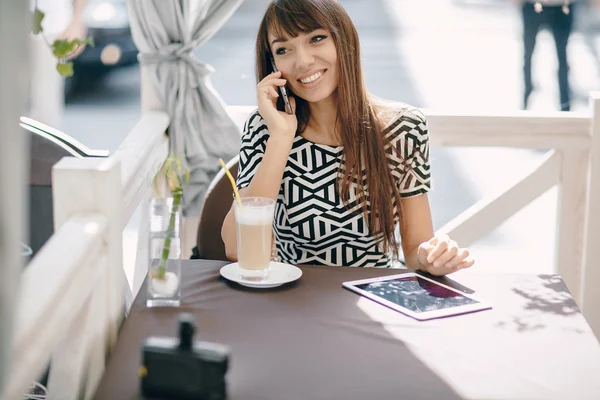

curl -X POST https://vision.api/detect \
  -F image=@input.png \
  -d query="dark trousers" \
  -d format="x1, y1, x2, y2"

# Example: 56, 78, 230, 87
522, 3, 575, 111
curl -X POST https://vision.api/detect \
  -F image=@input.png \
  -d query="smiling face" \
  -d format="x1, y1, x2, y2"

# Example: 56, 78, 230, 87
269, 29, 339, 105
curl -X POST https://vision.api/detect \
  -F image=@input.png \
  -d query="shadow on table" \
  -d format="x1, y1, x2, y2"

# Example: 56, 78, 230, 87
96, 261, 465, 400
515, 274, 579, 316
496, 274, 583, 334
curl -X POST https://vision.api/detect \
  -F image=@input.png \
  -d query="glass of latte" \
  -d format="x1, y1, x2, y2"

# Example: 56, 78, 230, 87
234, 197, 275, 281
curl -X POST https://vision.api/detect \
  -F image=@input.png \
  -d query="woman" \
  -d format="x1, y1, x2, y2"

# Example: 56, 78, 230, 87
221, 0, 474, 276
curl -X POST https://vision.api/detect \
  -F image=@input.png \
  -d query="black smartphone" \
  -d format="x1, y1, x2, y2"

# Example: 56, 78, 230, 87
269, 56, 293, 115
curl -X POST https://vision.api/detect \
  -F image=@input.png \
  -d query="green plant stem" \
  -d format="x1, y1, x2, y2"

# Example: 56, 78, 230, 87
156, 191, 182, 279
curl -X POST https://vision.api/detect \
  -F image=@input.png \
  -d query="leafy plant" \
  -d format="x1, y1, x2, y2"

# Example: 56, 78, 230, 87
151, 154, 190, 280
31, 5, 95, 77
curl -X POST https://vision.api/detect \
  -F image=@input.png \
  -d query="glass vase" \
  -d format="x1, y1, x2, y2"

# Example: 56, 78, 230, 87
147, 197, 182, 307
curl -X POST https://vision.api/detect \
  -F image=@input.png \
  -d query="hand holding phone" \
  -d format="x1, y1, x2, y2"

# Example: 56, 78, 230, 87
270, 57, 294, 115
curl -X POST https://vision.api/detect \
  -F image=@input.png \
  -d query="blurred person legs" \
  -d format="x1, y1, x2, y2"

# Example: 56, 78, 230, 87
550, 4, 575, 111
522, 3, 575, 111
522, 3, 543, 110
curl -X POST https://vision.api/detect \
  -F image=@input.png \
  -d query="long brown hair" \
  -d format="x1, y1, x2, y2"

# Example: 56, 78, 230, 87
255, 0, 404, 258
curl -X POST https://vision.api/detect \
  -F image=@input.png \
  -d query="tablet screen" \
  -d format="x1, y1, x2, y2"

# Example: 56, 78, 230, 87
355, 275, 479, 313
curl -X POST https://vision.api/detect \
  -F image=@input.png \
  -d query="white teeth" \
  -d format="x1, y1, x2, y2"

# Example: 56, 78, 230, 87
300, 71, 323, 84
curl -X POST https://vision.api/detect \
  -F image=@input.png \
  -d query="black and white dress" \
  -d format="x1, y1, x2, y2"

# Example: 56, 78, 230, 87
236, 105, 431, 268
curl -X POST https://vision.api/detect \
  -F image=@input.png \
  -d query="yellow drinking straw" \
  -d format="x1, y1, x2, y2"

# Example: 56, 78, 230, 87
219, 158, 244, 211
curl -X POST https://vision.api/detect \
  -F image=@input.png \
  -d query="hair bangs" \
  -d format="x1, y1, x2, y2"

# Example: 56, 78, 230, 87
264, 1, 328, 47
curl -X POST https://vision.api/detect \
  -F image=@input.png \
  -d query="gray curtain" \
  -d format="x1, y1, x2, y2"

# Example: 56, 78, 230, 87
128, 0, 244, 216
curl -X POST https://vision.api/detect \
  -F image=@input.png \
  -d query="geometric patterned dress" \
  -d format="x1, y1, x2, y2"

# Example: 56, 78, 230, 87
236, 105, 431, 268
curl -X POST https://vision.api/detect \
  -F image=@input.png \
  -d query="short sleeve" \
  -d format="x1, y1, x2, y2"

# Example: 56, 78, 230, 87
383, 107, 432, 198
236, 110, 271, 190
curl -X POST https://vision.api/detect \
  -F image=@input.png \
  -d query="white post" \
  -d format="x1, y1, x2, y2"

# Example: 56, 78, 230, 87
46, 292, 95, 400
52, 158, 126, 349
132, 190, 151, 301
0, 0, 29, 393
555, 147, 590, 304
581, 93, 600, 337
47, 254, 108, 400
1, 214, 107, 399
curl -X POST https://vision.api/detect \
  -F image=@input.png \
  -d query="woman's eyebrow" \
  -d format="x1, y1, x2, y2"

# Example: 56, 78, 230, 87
270, 37, 288, 45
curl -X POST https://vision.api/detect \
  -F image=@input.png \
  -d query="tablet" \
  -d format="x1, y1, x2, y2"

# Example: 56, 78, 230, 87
343, 272, 491, 320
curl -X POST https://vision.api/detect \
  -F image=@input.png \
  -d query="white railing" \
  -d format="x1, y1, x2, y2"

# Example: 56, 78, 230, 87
3, 91, 599, 398
1, 112, 169, 400
428, 98, 599, 331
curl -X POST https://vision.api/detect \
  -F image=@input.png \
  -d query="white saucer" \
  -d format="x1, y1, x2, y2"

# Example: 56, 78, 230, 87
220, 261, 302, 288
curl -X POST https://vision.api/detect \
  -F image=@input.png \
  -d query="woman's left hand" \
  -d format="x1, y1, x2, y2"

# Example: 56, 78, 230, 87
416, 234, 474, 276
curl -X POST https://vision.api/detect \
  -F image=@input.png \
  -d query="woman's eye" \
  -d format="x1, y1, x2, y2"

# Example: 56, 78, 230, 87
275, 48, 287, 55
311, 35, 327, 43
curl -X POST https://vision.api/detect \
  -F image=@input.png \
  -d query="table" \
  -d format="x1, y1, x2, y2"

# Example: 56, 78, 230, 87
94, 260, 600, 400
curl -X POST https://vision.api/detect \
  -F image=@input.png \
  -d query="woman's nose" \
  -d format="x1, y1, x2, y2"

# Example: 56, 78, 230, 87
294, 47, 315, 70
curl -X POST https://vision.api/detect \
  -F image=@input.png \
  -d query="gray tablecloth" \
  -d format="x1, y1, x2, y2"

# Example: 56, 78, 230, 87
94, 260, 600, 399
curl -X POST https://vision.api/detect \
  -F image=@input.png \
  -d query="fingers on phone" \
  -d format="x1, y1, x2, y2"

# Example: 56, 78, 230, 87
263, 70, 282, 80
267, 87, 279, 99
258, 77, 289, 103
262, 78, 287, 86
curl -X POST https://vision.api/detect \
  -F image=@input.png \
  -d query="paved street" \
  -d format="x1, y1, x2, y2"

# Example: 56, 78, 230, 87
62, 0, 600, 275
